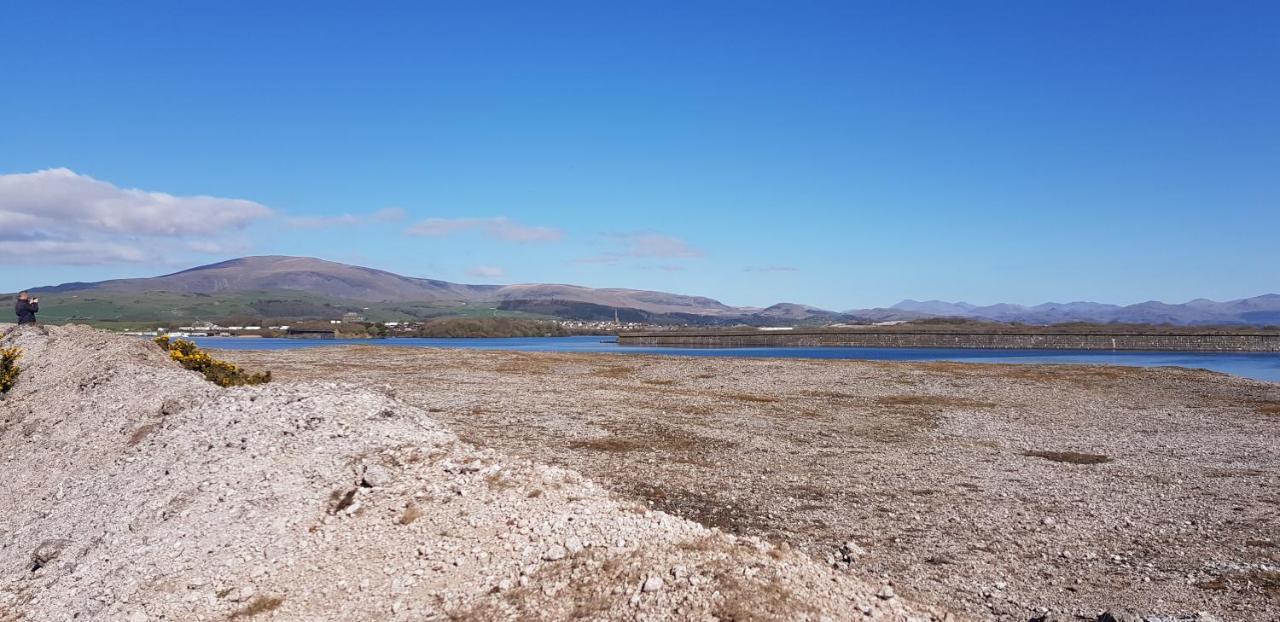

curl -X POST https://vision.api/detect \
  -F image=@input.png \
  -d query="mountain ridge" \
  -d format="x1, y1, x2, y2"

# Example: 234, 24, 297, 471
24, 256, 1280, 326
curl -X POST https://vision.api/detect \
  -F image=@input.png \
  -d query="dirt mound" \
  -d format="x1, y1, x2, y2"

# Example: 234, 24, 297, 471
0, 325, 951, 621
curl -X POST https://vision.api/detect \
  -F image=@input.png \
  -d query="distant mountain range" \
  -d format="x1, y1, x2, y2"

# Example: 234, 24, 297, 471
859, 296, 1280, 326
21, 256, 1280, 326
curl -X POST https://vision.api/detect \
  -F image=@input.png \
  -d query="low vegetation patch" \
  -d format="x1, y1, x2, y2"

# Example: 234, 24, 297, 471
1253, 400, 1280, 416
591, 365, 636, 379
723, 393, 780, 404
1023, 450, 1113, 465
876, 395, 997, 409
227, 595, 284, 619
0, 346, 20, 394
155, 336, 271, 387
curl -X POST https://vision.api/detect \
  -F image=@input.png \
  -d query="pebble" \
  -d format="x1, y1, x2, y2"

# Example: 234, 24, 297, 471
642, 576, 664, 592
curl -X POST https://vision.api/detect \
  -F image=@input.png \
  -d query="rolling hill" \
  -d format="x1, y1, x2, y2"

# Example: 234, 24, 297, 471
11, 256, 1280, 327
19, 256, 775, 326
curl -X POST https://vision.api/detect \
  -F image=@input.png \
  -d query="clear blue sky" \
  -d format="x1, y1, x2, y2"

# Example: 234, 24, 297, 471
2, 1, 1276, 309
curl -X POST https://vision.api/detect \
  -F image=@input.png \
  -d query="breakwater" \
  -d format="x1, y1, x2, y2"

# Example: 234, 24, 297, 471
617, 329, 1280, 352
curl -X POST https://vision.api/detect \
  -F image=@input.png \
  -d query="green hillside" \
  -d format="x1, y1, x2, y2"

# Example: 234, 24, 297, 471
2, 290, 548, 330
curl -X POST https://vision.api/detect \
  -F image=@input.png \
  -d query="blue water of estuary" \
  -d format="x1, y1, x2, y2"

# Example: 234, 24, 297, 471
191, 335, 1280, 383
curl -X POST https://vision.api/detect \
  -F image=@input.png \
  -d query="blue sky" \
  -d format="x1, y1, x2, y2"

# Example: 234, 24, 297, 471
2, 1, 1276, 310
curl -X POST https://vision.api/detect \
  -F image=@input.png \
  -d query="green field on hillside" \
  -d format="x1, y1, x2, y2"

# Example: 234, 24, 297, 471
2, 290, 548, 330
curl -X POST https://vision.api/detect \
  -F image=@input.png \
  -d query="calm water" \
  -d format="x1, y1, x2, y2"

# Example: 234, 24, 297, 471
192, 335, 1280, 383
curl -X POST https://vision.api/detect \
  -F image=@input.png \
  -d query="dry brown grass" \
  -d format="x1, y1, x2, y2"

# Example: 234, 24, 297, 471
1199, 570, 1280, 595
1253, 401, 1280, 416
399, 503, 423, 525
484, 471, 520, 491
680, 404, 715, 416
1023, 450, 1113, 465
226, 595, 284, 619
492, 355, 558, 375
722, 393, 780, 404
642, 379, 677, 386
590, 365, 637, 379
1002, 366, 1135, 384
126, 423, 158, 446
876, 395, 997, 409
805, 390, 860, 400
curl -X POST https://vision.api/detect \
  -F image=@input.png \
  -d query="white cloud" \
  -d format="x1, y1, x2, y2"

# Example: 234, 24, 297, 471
0, 240, 147, 265
465, 265, 505, 279
0, 168, 271, 265
286, 207, 407, 229
577, 233, 703, 264
0, 168, 270, 236
406, 217, 563, 243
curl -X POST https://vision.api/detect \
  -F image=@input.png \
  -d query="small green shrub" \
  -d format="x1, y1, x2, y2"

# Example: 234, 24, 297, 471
154, 336, 271, 387
0, 346, 20, 393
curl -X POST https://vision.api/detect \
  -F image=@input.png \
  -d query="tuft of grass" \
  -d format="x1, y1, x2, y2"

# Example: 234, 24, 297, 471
1253, 401, 1280, 416
1023, 450, 1113, 465
642, 379, 677, 386
227, 596, 284, 619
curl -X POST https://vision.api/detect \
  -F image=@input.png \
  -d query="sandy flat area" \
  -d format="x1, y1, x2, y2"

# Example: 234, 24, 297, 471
218, 345, 1280, 621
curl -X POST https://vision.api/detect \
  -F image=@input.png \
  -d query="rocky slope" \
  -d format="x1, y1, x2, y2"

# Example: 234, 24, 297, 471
0, 324, 948, 621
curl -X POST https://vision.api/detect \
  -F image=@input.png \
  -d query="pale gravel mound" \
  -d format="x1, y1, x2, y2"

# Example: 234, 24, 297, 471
0, 325, 953, 621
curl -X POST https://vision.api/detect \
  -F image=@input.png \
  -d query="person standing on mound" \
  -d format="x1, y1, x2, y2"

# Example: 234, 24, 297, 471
14, 291, 39, 325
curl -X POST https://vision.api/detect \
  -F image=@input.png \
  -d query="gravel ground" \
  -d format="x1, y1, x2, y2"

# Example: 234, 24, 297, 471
0, 325, 947, 621
215, 343, 1280, 621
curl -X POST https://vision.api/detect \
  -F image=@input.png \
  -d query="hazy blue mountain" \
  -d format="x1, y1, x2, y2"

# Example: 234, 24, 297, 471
866, 295, 1280, 326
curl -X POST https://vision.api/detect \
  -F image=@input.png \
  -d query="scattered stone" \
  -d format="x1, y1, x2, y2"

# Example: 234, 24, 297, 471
877, 585, 895, 600
1097, 609, 1140, 622
30, 538, 70, 571
542, 544, 567, 561
361, 464, 393, 488
642, 576, 664, 592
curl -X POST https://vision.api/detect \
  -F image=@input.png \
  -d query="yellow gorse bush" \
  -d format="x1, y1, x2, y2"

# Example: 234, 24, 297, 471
154, 336, 271, 387
0, 346, 20, 394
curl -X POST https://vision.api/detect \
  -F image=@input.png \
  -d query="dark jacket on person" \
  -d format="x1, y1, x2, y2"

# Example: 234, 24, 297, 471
15, 299, 38, 324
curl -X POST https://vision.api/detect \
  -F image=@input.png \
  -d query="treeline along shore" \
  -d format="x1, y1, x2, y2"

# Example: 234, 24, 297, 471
618, 325, 1280, 352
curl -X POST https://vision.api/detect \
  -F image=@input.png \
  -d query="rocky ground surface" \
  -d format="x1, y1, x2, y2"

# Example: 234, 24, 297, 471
216, 343, 1280, 622
0, 324, 950, 621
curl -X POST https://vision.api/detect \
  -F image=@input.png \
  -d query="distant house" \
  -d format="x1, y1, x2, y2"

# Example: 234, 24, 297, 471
342, 312, 365, 322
